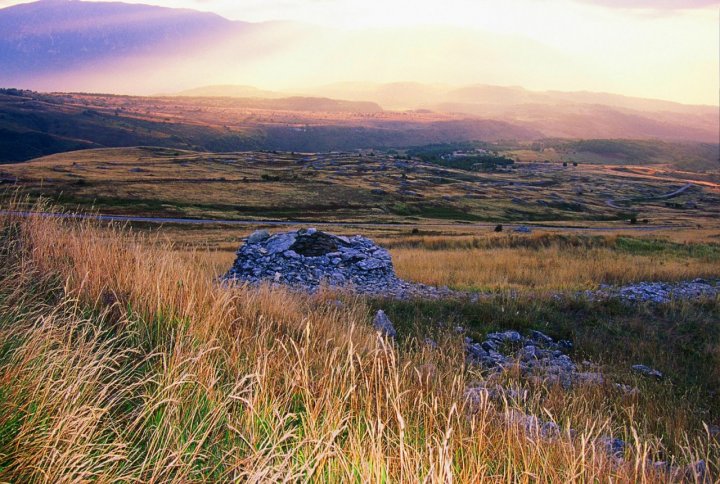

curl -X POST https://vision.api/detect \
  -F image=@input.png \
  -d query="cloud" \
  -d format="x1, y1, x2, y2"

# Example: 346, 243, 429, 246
574, 0, 720, 9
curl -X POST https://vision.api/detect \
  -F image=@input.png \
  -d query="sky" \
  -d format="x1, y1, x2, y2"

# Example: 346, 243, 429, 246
1, 0, 718, 105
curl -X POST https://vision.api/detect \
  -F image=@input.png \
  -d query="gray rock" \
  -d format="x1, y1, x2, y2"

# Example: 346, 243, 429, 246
614, 383, 639, 396
373, 310, 396, 338
223, 228, 454, 299
424, 338, 439, 349
265, 233, 297, 254
464, 329, 609, 391
247, 230, 270, 244
586, 279, 720, 304
357, 258, 385, 271
598, 436, 626, 457
632, 364, 663, 379
683, 460, 710, 483
487, 330, 522, 343
530, 330, 555, 347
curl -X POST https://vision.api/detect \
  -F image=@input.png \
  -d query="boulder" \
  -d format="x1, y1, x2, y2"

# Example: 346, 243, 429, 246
247, 230, 270, 244
373, 310, 396, 338
631, 364, 663, 379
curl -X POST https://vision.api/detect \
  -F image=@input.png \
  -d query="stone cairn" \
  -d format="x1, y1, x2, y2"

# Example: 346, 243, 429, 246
223, 228, 450, 298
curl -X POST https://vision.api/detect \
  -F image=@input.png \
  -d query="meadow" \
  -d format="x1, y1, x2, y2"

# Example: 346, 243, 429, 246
0, 200, 717, 481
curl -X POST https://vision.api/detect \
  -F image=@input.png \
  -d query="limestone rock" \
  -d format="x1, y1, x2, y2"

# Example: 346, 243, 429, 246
247, 230, 270, 244
373, 310, 397, 339
632, 364, 663, 379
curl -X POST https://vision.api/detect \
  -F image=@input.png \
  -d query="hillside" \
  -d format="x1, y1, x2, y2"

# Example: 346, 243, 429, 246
0, 90, 540, 162
300, 82, 719, 143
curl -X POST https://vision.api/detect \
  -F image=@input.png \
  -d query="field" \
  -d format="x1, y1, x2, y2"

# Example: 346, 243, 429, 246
1, 141, 719, 482
0, 200, 718, 481
3, 146, 719, 227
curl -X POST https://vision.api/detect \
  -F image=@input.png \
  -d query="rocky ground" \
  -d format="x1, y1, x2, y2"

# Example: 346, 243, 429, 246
588, 279, 720, 304
374, 311, 712, 482
225, 228, 716, 480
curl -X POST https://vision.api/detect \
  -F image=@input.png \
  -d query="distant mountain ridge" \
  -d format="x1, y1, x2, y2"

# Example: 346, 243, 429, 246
180, 83, 720, 143
0, 0, 241, 79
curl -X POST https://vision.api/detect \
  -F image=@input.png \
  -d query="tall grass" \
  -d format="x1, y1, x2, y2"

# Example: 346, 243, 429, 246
0, 203, 717, 481
391, 246, 719, 291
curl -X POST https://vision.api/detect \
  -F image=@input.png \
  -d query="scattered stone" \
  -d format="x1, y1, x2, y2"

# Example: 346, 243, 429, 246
632, 364, 663, 380
373, 310, 396, 339
424, 337, 439, 349
505, 409, 561, 440
614, 383, 640, 396
588, 279, 720, 304
685, 460, 710, 483
465, 329, 588, 389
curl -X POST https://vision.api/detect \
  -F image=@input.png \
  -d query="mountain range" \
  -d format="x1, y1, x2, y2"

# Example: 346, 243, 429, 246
182, 83, 719, 143
0, 0, 718, 145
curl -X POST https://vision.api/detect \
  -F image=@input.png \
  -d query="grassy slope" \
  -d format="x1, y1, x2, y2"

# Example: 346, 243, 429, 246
509, 139, 720, 173
0, 203, 718, 481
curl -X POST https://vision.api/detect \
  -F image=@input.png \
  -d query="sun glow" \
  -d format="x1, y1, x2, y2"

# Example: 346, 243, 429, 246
0, 0, 717, 104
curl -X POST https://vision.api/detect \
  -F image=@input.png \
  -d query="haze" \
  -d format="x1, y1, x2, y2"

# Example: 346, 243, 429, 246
0, 0, 718, 106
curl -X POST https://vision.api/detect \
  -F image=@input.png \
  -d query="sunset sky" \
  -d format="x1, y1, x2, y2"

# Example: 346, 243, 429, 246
1, 0, 718, 105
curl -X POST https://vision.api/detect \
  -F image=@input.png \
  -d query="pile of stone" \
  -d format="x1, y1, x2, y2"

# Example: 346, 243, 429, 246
463, 329, 604, 389
223, 228, 452, 299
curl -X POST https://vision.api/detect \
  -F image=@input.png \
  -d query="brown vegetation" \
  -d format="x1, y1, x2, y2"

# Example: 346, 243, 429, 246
0, 200, 717, 481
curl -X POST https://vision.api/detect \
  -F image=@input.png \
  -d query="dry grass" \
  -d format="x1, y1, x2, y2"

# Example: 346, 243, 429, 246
392, 246, 719, 291
166, 229, 720, 292
0, 202, 717, 481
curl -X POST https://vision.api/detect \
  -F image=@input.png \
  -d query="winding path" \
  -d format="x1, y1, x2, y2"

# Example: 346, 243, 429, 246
606, 183, 694, 209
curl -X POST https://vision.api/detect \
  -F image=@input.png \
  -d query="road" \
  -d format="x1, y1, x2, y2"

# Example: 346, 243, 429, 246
606, 183, 694, 209
0, 210, 684, 232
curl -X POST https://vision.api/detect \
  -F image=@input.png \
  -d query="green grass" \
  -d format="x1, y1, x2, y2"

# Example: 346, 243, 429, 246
614, 236, 720, 260
373, 296, 720, 416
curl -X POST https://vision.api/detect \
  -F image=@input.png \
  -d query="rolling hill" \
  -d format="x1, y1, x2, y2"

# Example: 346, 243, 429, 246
0, 89, 542, 162
299, 82, 719, 143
